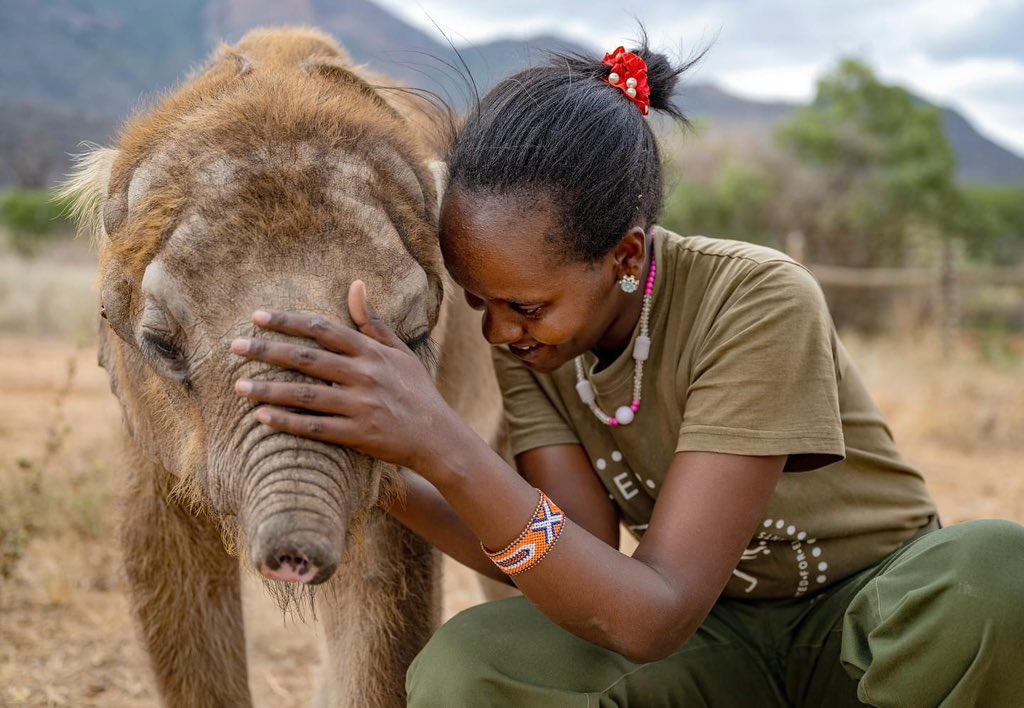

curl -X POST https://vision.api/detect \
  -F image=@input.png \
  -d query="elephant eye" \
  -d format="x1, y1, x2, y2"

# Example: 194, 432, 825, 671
403, 329, 431, 352
140, 328, 191, 385
143, 330, 182, 360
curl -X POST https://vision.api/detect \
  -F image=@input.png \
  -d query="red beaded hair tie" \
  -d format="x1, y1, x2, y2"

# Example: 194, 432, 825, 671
482, 490, 566, 576
601, 46, 651, 115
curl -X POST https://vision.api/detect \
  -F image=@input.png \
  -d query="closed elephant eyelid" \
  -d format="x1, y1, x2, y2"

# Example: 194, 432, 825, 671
401, 329, 438, 370
141, 327, 181, 356
139, 327, 191, 385
401, 329, 431, 352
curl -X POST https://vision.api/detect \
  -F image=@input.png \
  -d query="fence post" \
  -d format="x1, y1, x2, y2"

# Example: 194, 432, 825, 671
939, 238, 963, 359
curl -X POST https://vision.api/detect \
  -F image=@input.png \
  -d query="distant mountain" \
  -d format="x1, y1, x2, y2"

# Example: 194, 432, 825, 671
681, 84, 798, 127
941, 107, 1024, 185
1, 0, 1021, 187
0, 100, 113, 188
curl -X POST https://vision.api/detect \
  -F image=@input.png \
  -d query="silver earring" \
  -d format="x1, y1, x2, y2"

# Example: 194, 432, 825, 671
619, 274, 640, 293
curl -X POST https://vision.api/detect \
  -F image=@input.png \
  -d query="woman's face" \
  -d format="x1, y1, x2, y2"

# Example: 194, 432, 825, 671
439, 189, 634, 374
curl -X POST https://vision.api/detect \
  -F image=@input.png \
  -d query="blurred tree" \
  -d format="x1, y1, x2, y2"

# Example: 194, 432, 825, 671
776, 58, 960, 267
0, 189, 74, 256
663, 161, 774, 244
956, 185, 1024, 265
660, 128, 825, 254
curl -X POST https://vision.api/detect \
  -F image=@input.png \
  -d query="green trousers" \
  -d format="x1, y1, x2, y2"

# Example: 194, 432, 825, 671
407, 520, 1024, 707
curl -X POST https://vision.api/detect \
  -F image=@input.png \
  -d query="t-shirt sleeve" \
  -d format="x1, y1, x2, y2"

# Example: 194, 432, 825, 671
491, 345, 580, 457
677, 260, 845, 471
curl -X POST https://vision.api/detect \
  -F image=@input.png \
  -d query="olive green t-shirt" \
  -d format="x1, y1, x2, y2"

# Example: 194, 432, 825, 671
493, 227, 937, 600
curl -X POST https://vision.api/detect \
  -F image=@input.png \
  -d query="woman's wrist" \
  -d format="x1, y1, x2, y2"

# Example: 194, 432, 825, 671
409, 406, 490, 488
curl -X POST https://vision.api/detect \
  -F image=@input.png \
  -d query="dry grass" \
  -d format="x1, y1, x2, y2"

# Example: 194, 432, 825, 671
844, 331, 1024, 524
0, 243, 1021, 706
0, 234, 97, 341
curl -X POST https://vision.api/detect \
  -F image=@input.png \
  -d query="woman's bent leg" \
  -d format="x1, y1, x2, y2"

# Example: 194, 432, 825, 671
841, 519, 1024, 707
407, 595, 788, 708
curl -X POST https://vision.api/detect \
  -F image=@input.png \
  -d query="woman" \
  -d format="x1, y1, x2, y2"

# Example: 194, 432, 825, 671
231, 41, 1024, 706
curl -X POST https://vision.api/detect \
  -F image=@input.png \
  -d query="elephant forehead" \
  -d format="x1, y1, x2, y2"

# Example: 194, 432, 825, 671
126, 138, 423, 208
116, 136, 432, 279
150, 206, 431, 330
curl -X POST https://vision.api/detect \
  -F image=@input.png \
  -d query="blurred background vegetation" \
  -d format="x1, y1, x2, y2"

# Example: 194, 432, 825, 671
659, 58, 1024, 340
0, 189, 74, 256
663, 59, 1024, 269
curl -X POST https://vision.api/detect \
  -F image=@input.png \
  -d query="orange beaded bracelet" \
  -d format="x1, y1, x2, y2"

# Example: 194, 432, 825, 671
482, 489, 566, 576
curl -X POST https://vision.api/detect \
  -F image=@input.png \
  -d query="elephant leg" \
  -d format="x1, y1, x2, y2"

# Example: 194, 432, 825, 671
120, 456, 251, 708
314, 511, 440, 708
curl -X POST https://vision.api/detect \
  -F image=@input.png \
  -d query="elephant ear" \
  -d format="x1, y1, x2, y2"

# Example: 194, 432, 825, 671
58, 145, 139, 345
428, 160, 448, 221
302, 58, 405, 122
57, 144, 120, 249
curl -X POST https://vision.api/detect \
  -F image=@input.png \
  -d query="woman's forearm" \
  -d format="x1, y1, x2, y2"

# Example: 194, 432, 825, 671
419, 423, 703, 663
388, 467, 513, 585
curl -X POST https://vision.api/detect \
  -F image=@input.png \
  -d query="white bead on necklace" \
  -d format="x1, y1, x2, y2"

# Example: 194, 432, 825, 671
574, 245, 657, 427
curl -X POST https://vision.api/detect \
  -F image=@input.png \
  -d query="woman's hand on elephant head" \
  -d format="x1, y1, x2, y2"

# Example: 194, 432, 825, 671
230, 280, 460, 472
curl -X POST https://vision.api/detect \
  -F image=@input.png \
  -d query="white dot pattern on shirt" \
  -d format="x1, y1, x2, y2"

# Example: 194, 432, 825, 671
750, 518, 830, 593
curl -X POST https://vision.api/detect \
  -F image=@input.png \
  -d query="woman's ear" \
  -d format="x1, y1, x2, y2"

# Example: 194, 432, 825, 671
611, 227, 649, 279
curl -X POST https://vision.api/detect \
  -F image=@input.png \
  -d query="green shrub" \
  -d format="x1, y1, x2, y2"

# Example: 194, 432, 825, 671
0, 189, 75, 256
958, 185, 1024, 265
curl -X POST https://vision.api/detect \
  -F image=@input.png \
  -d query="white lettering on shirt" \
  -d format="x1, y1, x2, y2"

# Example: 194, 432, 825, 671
613, 472, 639, 500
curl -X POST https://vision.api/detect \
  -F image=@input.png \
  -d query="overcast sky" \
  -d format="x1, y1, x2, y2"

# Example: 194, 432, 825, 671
374, 0, 1024, 156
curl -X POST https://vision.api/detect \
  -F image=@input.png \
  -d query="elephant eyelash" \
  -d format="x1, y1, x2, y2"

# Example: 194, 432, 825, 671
403, 330, 431, 351
142, 329, 183, 361
140, 328, 191, 385
403, 330, 438, 370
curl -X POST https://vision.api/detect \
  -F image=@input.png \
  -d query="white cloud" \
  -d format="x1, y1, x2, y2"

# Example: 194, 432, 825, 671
375, 0, 1024, 155
884, 55, 1024, 153
715, 63, 821, 103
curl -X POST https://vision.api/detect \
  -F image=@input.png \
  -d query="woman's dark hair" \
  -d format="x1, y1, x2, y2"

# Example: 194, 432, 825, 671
445, 33, 702, 262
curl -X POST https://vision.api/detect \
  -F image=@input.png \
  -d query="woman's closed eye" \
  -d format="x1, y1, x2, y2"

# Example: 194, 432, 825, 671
509, 302, 544, 318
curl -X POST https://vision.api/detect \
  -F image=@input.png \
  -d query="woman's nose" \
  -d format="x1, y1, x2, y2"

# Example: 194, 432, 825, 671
463, 291, 485, 311
481, 306, 523, 346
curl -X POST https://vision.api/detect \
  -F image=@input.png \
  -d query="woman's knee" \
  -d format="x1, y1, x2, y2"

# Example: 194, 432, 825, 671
406, 600, 514, 706
407, 595, 643, 707
941, 519, 1024, 617
865, 519, 1024, 634
843, 520, 1024, 705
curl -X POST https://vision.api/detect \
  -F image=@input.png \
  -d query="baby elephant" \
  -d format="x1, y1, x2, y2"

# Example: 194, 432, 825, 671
63, 27, 504, 707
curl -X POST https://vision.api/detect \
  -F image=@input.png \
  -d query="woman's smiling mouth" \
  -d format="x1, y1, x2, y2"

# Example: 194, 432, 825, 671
508, 342, 544, 360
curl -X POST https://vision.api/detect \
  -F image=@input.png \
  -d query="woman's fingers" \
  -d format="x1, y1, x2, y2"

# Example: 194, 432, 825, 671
235, 379, 357, 416
253, 406, 358, 447
348, 280, 412, 354
230, 337, 357, 383
250, 310, 366, 354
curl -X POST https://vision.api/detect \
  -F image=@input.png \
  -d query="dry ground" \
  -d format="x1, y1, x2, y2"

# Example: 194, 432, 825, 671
1, 241, 1022, 706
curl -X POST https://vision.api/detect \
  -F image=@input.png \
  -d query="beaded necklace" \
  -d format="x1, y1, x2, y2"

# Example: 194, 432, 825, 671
573, 245, 656, 427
